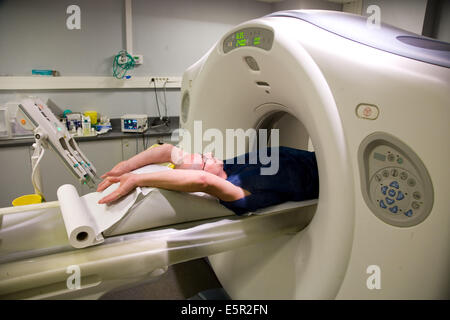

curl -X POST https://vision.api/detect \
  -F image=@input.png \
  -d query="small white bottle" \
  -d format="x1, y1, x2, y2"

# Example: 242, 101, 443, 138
82, 115, 91, 136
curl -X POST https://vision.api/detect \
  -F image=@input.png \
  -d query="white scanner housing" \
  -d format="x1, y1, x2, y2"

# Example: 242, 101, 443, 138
179, 10, 450, 299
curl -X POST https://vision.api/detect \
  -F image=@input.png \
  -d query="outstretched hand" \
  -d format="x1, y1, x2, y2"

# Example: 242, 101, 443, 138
100, 160, 133, 179
97, 173, 139, 204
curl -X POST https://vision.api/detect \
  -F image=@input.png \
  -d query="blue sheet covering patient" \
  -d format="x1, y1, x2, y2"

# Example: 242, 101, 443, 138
220, 146, 319, 215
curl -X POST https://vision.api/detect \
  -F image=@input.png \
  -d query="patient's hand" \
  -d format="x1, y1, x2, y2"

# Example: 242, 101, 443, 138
97, 173, 138, 204
101, 160, 133, 179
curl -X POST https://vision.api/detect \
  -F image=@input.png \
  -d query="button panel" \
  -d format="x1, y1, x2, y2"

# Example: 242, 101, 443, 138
359, 133, 434, 227
371, 168, 425, 221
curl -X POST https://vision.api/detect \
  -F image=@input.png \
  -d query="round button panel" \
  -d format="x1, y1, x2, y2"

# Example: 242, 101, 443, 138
359, 132, 434, 228
370, 167, 425, 222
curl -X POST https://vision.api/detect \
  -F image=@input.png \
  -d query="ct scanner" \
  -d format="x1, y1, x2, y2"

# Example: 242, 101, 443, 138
0, 10, 449, 299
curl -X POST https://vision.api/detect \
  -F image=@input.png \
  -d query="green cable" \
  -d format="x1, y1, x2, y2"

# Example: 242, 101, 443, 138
113, 50, 136, 79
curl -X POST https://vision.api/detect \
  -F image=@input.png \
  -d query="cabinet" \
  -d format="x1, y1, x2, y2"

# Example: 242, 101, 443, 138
0, 146, 34, 207
121, 135, 178, 161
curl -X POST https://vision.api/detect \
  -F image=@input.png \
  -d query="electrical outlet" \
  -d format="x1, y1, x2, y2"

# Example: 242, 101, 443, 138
133, 54, 144, 65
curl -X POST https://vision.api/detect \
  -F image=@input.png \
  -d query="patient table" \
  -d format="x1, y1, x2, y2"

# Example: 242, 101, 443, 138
0, 185, 316, 299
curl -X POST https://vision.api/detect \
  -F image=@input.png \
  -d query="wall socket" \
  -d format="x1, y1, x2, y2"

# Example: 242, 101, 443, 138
153, 77, 169, 82
132, 54, 144, 65
118, 54, 143, 65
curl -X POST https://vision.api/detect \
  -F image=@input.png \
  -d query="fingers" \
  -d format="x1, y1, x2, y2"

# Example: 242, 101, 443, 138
100, 168, 121, 179
98, 189, 123, 204
97, 176, 120, 192
97, 174, 137, 204
101, 161, 132, 179
100, 172, 110, 179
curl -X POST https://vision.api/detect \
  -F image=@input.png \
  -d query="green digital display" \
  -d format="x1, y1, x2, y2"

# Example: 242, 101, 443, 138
223, 27, 273, 53
234, 31, 262, 47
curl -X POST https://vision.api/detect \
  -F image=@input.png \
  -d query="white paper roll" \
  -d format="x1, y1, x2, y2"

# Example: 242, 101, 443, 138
57, 184, 104, 248
56, 165, 182, 248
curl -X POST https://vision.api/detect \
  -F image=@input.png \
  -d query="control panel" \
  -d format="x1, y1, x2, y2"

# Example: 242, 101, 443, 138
359, 132, 433, 227
222, 27, 274, 54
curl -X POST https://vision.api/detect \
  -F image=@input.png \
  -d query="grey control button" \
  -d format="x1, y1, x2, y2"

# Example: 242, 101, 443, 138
382, 170, 389, 178
387, 154, 395, 162
407, 178, 416, 187
391, 168, 398, 177
400, 171, 408, 180
413, 191, 421, 200
375, 174, 382, 182
244, 56, 260, 71
412, 201, 420, 209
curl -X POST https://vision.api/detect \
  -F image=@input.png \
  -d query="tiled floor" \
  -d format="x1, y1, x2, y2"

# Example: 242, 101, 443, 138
99, 258, 224, 300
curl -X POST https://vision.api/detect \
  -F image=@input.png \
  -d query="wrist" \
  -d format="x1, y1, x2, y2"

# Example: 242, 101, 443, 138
132, 173, 142, 188
124, 159, 136, 172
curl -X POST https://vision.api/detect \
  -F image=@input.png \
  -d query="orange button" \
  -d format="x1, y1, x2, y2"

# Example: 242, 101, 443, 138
21, 119, 26, 125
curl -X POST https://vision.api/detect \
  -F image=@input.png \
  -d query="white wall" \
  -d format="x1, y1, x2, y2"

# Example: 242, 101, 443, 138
0, 0, 273, 118
273, 0, 342, 11
361, 0, 428, 34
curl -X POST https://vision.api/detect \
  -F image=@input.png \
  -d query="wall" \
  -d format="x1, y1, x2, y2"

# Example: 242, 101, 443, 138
361, 0, 428, 34
0, 0, 273, 118
2, 0, 443, 120
435, 0, 450, 42
272, 0, 342, 11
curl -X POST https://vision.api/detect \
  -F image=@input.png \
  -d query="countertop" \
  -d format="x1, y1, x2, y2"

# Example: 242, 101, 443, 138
0, 117, 179, 148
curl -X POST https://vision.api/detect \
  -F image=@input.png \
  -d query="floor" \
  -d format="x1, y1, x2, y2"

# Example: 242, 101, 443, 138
99, 258, 227, 300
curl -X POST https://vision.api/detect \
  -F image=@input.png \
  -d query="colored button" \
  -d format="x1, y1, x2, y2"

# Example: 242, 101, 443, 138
379, 200, 387, 209
389, 181, 399, 189
397, 157, 403, 164
381, 186, 388, 195
404, 209, 413, 217
388, 189, 396, 197
389, 206, 398, 213
396, 191, 405, 201
356, 104, 379, 120
385, 197, 395, 205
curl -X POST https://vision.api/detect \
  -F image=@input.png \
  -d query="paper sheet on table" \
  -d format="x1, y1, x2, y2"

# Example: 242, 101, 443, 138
57, 164, 172, 248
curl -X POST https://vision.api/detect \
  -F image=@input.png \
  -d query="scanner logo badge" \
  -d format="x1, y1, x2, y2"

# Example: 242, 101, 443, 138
366, 265, 381, 290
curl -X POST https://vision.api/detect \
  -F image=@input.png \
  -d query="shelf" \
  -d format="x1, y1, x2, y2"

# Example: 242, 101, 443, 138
0, 76, 182, 90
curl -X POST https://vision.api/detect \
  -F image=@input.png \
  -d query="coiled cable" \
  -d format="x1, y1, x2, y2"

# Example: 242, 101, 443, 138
113, 50, 136, 79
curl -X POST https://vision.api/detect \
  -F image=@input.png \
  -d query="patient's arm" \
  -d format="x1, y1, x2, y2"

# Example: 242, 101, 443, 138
101, 143, 178, 179
97, 169, 248, 205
